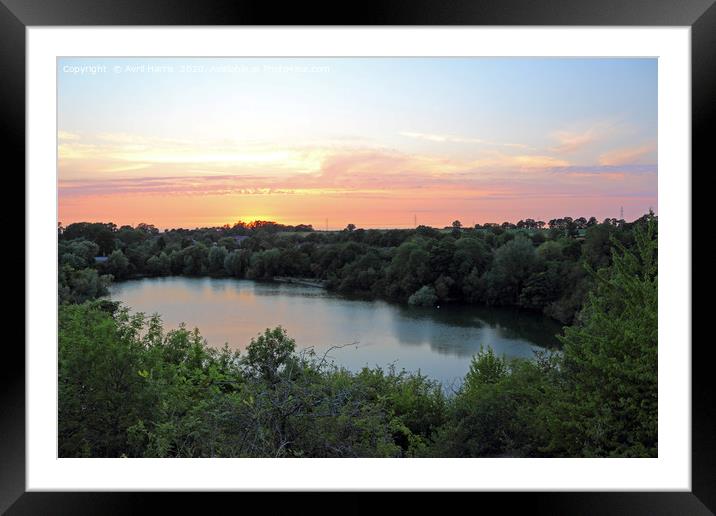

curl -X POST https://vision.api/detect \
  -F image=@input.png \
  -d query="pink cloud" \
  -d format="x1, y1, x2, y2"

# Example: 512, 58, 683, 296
400, 131, 530, 149
599, 143, 656, 166
550, 128, 600, 154
58, 132, 657, 228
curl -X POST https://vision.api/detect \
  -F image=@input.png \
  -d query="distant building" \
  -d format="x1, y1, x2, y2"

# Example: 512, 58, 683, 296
94, 256, 109, 264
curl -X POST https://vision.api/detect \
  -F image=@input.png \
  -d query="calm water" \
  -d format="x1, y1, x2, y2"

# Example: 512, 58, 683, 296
108, 277, 562, 386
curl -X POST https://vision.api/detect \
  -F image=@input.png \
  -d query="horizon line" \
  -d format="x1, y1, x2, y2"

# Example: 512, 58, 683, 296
59, 211, 656, 233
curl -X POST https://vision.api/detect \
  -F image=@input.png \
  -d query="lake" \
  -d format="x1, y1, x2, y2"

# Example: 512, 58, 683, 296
108, 276, 563, 386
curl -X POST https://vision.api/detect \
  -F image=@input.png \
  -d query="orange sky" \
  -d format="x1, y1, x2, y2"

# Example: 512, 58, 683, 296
59, 186, 655, 230
57, 135, 657, 229
58, 57, 658, 229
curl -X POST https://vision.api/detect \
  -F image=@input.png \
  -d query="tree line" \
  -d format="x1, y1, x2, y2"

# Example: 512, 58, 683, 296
59, 212, 654, 324
58, 218, 658, 457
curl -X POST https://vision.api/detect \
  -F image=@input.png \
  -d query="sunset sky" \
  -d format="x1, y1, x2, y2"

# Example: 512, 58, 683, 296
58, 57, 657, 229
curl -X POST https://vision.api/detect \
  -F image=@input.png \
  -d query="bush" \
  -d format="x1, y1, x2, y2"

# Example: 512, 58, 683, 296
59, 305, 447, 458
408, 285, 438, 307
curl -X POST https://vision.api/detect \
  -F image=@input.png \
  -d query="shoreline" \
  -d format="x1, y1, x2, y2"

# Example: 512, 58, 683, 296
272, 276, 327, 288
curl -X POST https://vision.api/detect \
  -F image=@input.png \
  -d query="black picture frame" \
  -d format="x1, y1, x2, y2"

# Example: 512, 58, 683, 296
5, 0, 711, 513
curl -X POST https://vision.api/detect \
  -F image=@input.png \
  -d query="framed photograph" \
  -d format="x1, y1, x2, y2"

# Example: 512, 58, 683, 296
8, 0, 711, 512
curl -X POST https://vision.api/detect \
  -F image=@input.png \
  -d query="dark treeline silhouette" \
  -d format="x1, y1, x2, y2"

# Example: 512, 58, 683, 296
58, 212, 656, 324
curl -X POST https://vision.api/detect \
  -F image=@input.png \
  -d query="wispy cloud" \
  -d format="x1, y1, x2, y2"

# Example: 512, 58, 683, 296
58, 136, 658, 228
57, 131, 657, 231
58, 133, 331, 179
599, 142, 656, 166
549, 128, 600, 154
399, 131, 530, 149
98, 163, 152, 173
546, 164, 656, 175
59, 136, 652, 202
59, 132, 566, 185
58, 130, 81, 141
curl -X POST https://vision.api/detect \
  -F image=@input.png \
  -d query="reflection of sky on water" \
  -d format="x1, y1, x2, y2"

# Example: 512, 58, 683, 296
109, 277, 562, 386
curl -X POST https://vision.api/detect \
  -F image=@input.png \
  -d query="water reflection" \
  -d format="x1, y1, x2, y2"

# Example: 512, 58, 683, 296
109, 277, 562, 385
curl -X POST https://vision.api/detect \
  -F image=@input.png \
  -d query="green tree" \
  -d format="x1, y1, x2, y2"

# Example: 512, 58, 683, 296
224, 249, 249, 277
244, 327, 297, 383
146, 252, 171, 275
59, 239, 100, 268
58, 265, 113, 304
208, 245, 228, 275
548, 220, 658, 457
59, 303, 149, 456
453, 237, 491, 277
105, 249, 130, 279
462, 267, 486, 303
465, 346, 507, 386
519, 268, 561, 309
434, 275, 456, 301
246, 248, 282, 279
408, 285, 438, 307
581, 222, 618, 269
181, 244, 209, 275
485, 236, 541, 305
386, 240, 432, 300
428, 238, 456, 277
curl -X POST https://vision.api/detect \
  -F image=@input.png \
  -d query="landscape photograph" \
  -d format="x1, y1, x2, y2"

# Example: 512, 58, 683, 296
57, 56, 658, 458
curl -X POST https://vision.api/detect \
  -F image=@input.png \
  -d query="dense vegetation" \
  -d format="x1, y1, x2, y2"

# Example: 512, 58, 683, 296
59, 214, 651, 324
58, 215, 657, 458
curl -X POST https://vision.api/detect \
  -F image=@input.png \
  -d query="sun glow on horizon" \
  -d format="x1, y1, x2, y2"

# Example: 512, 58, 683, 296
230, 216, 278, 226
58, 57, 658, 227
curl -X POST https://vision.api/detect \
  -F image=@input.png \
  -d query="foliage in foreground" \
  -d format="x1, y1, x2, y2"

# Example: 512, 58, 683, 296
60, 305, 445, 458
59, 220, 657, 458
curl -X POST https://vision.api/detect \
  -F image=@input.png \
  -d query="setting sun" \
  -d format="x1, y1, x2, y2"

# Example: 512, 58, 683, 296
58, 57, 657, 229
